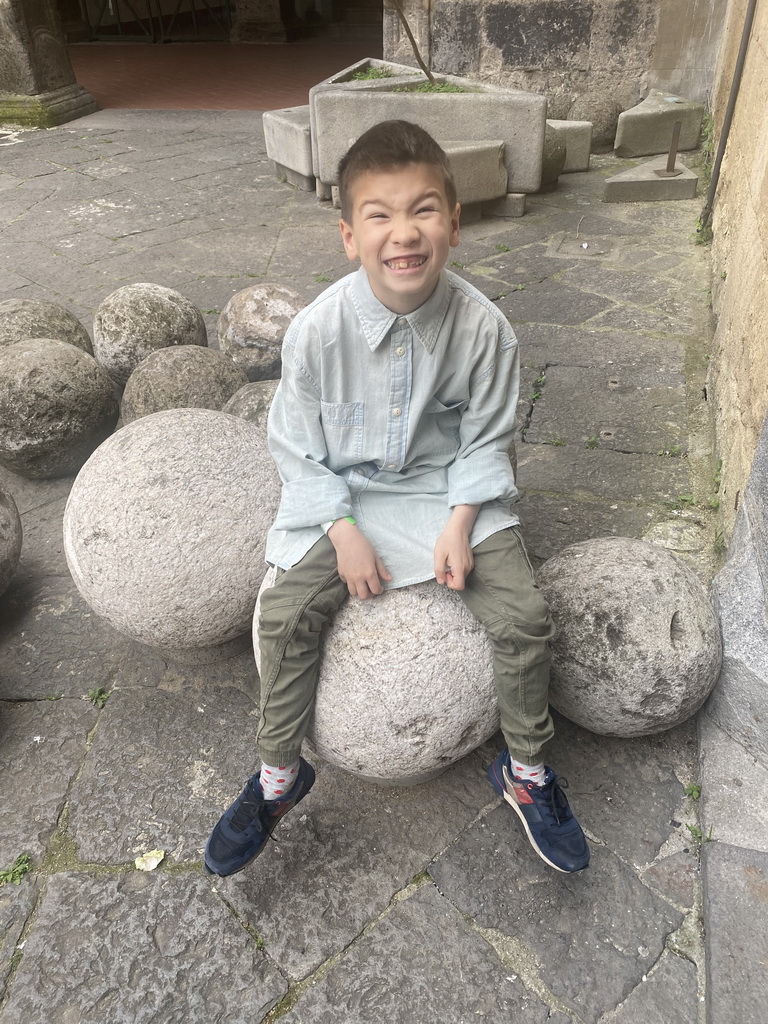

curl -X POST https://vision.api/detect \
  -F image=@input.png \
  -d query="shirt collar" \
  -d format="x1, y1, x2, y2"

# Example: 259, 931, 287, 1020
350, 267, 451, 354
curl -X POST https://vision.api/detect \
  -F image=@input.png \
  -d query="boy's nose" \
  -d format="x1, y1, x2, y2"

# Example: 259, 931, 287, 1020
391, 216, 419, 244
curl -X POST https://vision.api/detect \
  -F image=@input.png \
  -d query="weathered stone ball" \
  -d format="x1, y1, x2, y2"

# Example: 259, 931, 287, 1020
93, 283, 207, 388
568, 92, 624, 152
222, 380, 279, 428
0, 483, 22, 597
254, 572, 498, 784
63, 408, 280, 658
217, 284, 304, 381
0, 339, 119, 479
538, 537, 722, 737
121, 345, 249, 424
0, 298, 93, 355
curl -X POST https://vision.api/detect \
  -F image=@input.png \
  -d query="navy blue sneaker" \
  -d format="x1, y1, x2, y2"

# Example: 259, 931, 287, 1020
204, 757, 315, 877
488, 750, 590, 873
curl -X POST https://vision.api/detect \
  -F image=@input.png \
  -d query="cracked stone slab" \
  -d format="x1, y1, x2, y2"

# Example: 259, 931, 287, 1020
498, 278, 615, 326
0, 871, 287, 1024
516, 492, 663, 564
0, 575, 144, 700
0, 466, 73, 517
215, 744, 498, 981
15, 496, 69, 577
544, 712, 692, 868
699, 710, 768, 854
0, 699, 99, 865
703, 842, 768, 1024
516, 444, 689, 503
525, 364, 687, 454
641, 851, 698, 910
280, 883, 561, 1024
0, 878, 38, 991
430, 810, 683, 1023
68, 686, 262, 864
518, 323, 685, 372
606, 951, 699, 1023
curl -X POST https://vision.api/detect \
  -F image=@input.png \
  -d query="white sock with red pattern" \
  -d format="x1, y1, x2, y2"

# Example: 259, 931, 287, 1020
510, 757, 546, 786
259, 760, 300, 801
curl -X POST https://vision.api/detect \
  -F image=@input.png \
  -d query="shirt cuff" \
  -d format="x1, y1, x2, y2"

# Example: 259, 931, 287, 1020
447, 452, 517, 507
273, 475, 353, 531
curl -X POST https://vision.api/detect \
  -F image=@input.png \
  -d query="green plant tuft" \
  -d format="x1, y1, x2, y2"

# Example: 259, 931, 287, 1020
351, 67, 396, 80
0, 854, 32, 887
86, 687, 111, 709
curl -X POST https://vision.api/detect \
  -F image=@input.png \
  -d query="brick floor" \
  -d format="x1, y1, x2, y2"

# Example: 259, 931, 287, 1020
69, 36, 383, 111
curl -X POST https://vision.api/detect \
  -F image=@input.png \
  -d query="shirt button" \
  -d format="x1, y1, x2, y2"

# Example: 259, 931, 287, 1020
387, 463, 396, 470
396, 347, 405, 357
393, 407, 402, 417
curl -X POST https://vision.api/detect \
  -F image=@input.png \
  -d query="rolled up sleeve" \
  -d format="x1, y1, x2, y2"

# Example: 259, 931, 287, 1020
446, 327, 519, 508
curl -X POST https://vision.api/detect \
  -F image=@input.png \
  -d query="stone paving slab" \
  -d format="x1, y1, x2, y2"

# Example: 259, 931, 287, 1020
606, 951, 699, 1024
0, 871, 287, 1024
279, 883, 566, 1023
67, 686, 262, 865
0, 880, 38, 992
0, 698, 98, 864
519, 323, 686, 372
526, 364, 688, 455
516, 444, 689, 503
702, 842, 768, 1024
217, 743, 499, 981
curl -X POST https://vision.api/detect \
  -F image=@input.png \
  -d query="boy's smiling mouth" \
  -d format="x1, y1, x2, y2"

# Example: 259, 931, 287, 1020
384, 255, 427, 270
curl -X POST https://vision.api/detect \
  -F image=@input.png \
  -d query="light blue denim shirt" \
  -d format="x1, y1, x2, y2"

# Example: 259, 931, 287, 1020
265, 267, 520, 588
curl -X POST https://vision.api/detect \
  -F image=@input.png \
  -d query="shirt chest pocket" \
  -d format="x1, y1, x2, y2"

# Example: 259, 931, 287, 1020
321, 400, 364, 468
411, 396, 463, 459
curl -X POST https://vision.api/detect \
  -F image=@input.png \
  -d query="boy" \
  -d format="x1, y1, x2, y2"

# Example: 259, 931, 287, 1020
205, 120, 589, 877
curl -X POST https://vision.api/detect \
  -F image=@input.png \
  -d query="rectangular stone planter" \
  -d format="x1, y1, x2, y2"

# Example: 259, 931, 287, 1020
308, 58, 547, 195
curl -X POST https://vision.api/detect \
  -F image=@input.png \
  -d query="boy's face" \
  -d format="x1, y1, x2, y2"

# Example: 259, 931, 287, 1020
339, 163, 460, 315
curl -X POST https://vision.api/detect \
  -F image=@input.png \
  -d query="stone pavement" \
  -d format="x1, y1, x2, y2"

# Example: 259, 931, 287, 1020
0, 110, 733, 1022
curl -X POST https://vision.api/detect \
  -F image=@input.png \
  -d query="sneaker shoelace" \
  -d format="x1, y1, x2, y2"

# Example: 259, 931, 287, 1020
230, 778, 266, 832
540, 775, 573, 827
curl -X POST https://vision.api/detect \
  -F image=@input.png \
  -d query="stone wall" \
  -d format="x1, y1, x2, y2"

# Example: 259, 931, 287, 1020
384, 0, 726, 116
708, 0, 768, 539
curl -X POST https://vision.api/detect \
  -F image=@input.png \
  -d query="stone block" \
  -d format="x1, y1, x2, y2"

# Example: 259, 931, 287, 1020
703, 843, 768, 1024
482, 192, 527, 218
442, 140, 508, 204
603, 156, 699, 203
254, 569, 497, 784
708, 510, 768, 769
310, 58, 546, 194
615, 90, 705, 158
547, 119, 592, 172
538, 537, 722, 737
63, 408, 280, 660
262, 104, 313, 182
274, 161, 315, 192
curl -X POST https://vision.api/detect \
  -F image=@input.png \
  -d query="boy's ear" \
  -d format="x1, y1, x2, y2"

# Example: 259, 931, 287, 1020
339, 219, 359, 261
450, 204, 461, 247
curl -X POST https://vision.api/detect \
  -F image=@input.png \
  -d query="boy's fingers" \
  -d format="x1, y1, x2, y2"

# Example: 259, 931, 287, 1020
375, 557, 392, 581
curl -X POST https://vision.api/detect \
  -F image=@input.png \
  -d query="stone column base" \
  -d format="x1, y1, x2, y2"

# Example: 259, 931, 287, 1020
0, 83, 99, 128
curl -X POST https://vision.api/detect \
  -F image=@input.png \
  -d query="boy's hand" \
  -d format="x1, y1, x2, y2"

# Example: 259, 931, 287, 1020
434, 504, 481, 590
328, 519, 392, 600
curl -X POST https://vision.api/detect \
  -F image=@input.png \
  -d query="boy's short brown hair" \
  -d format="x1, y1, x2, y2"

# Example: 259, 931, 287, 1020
337, 120, 457, 222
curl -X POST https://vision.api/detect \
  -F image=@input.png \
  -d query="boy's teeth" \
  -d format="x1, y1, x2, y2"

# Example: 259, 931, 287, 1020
388, 257, 424, 269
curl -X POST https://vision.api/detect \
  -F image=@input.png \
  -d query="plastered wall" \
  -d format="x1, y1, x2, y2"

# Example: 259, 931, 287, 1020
709, 0, 768, 538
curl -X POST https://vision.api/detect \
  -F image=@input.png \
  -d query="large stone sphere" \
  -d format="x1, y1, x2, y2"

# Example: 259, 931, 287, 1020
0, 339, 119, 479
254, 572, 498, 784
217, 284, 304, 382
93, 283, 207, 388
538, 537, 722, 737
64, 408, 281, 659
0, 298, 93, 355
121, 345, 249, 424
222, 380, 279, 428
0, 483, 22, 597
